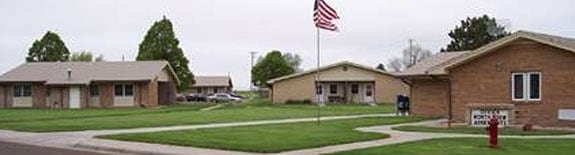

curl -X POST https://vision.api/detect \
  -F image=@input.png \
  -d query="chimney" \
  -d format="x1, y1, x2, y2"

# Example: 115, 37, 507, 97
67, 68, 72, 80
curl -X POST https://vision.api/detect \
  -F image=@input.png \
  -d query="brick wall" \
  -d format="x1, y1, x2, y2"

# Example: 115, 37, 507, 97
148, 80, 159, 107
410, 78, 449, 117
100, 83, 114, 108
0, 85, 5, 108
32, 83, 46, 108
450, 40, 575, 127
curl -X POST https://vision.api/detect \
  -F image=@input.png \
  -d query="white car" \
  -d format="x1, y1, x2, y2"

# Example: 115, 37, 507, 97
207, 93, 242, 103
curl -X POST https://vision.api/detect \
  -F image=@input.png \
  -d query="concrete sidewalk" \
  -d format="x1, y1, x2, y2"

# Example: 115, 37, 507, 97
0, 113, 394, 155
3, 116, 575, 155
279, 119, 575, 155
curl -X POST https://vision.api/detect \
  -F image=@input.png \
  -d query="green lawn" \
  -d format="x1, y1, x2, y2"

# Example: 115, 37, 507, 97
0, 104, 211, 123
330, 138, 575, 155
393, 125, 575, 135
101, 117, 427, 153
0, 101, 394, 132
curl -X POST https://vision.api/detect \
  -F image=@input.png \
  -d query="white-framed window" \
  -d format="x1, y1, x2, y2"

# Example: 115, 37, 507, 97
114, 84, 134, 97
329, 84, 337, 94
511, 72, 541, 101
90, 84, 99, 96
13, 84, 32, 97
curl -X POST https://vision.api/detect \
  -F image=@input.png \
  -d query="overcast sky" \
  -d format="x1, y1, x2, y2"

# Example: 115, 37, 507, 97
0, 0, 574, 90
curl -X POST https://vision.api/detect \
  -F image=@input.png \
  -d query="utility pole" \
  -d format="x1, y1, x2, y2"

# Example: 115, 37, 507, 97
408, 39, 414, 67
249, 51, 257, 91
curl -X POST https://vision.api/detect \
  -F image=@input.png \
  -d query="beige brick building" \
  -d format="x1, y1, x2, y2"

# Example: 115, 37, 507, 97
267, 61, 409, 104
0, 61, 179, 109
399, 30, 575, 127
189, 76, 233, 95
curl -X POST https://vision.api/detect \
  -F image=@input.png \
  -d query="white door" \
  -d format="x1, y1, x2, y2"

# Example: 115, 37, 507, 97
69, 86, 81, 109
315, 84, 324, 103
364, 84, 374, 103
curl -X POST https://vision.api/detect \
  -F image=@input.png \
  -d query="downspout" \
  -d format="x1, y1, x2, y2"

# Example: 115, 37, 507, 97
447, 75, 453, 128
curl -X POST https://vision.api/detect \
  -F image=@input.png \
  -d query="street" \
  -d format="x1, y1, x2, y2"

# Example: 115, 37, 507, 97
0, 141, 113, 155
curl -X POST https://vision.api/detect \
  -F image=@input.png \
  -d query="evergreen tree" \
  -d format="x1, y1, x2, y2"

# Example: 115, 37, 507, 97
442, 15, 510, 52
26, 31, 70, 62
136, 16, 194, 92
251, 51, 295, 87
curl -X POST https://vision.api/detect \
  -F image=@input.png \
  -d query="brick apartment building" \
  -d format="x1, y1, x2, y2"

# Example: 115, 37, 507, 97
399, 30, 575, 127
0, 61, 179, 109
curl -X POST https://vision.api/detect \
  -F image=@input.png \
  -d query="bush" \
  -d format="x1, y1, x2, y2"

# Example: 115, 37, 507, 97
285, 99, 312, 105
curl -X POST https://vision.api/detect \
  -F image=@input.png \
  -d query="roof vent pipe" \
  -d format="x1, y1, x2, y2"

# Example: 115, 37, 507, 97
67, 68, 72, 80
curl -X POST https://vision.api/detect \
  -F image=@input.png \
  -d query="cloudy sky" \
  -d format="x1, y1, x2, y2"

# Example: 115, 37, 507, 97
0, 0, 574, 90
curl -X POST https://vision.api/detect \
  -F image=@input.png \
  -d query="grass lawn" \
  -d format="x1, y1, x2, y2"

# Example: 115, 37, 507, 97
0, 104, 211, 123
393, 125, 575, 135
101, 117, 427, 153
330, 138, 575, 155
0, 100, 395, 132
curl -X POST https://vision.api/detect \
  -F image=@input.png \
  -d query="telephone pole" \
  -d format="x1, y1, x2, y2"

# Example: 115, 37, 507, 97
408, 39, 414, 67
249, 51, 257, 91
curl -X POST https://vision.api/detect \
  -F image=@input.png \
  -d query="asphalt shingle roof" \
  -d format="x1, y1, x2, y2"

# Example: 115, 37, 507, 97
0, 61, 171, 85
193, 76, 232, 87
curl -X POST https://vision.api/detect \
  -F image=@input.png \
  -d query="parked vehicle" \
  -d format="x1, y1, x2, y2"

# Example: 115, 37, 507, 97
230, 93, 244, 99
186, 93, 207, 102
207, 93, 242, 103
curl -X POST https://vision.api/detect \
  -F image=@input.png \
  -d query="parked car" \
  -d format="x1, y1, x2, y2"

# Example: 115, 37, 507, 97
176, 94, 187, 102
230, 93, 244, 99
186, 93, 207, 102
207, 93, 242, 103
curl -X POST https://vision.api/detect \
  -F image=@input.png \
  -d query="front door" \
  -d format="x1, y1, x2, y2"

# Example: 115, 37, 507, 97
69, 86, 81, 109
315, 84, 324, 103
364, 84, 374, 103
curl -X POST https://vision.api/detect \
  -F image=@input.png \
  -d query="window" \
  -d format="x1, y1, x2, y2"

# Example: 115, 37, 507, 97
316, 84, 323, 95
114, 84, 123, 96
196, 88, 202, 94
366, 85, 373, 97
512, 73, 524, 100
125, 84, 134, 96
511, 72, 541, 101
13, 84, 32, 97
90, 85, 99, 96
351, 84, 359, 94
329, 84, 337, 94
114, 84, 134, 97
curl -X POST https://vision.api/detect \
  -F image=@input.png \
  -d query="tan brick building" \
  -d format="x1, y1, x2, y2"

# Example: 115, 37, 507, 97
0, 61, 179, 109
399, 30, 575, 127
189, 76, 233, 95
267, 61, 409, 104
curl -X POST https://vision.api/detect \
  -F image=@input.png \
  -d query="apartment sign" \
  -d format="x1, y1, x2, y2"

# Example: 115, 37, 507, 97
471, 109, 509, 126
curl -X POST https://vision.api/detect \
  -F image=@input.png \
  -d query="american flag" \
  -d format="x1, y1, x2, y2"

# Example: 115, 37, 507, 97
313, 0, 339, 31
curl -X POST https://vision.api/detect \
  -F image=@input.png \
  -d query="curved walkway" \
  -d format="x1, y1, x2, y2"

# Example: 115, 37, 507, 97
280, 119, 575, 155
1, 117, 575, 155
0, 113, 392, 155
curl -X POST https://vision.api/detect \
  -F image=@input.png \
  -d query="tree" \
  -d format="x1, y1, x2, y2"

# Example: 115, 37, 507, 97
70, 51, 93, 62
251, 51, 295, 87
376, 63, 386, 71
282, 53, 303, 72
387, 59, 404, 73
26, 31, 70, 62
442, 15, 510, 52
136, 16, 194, 92
386, 42, 432, 72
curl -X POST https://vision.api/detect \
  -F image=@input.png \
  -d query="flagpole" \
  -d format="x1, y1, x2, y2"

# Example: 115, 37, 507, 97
315, 27, 321, 125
